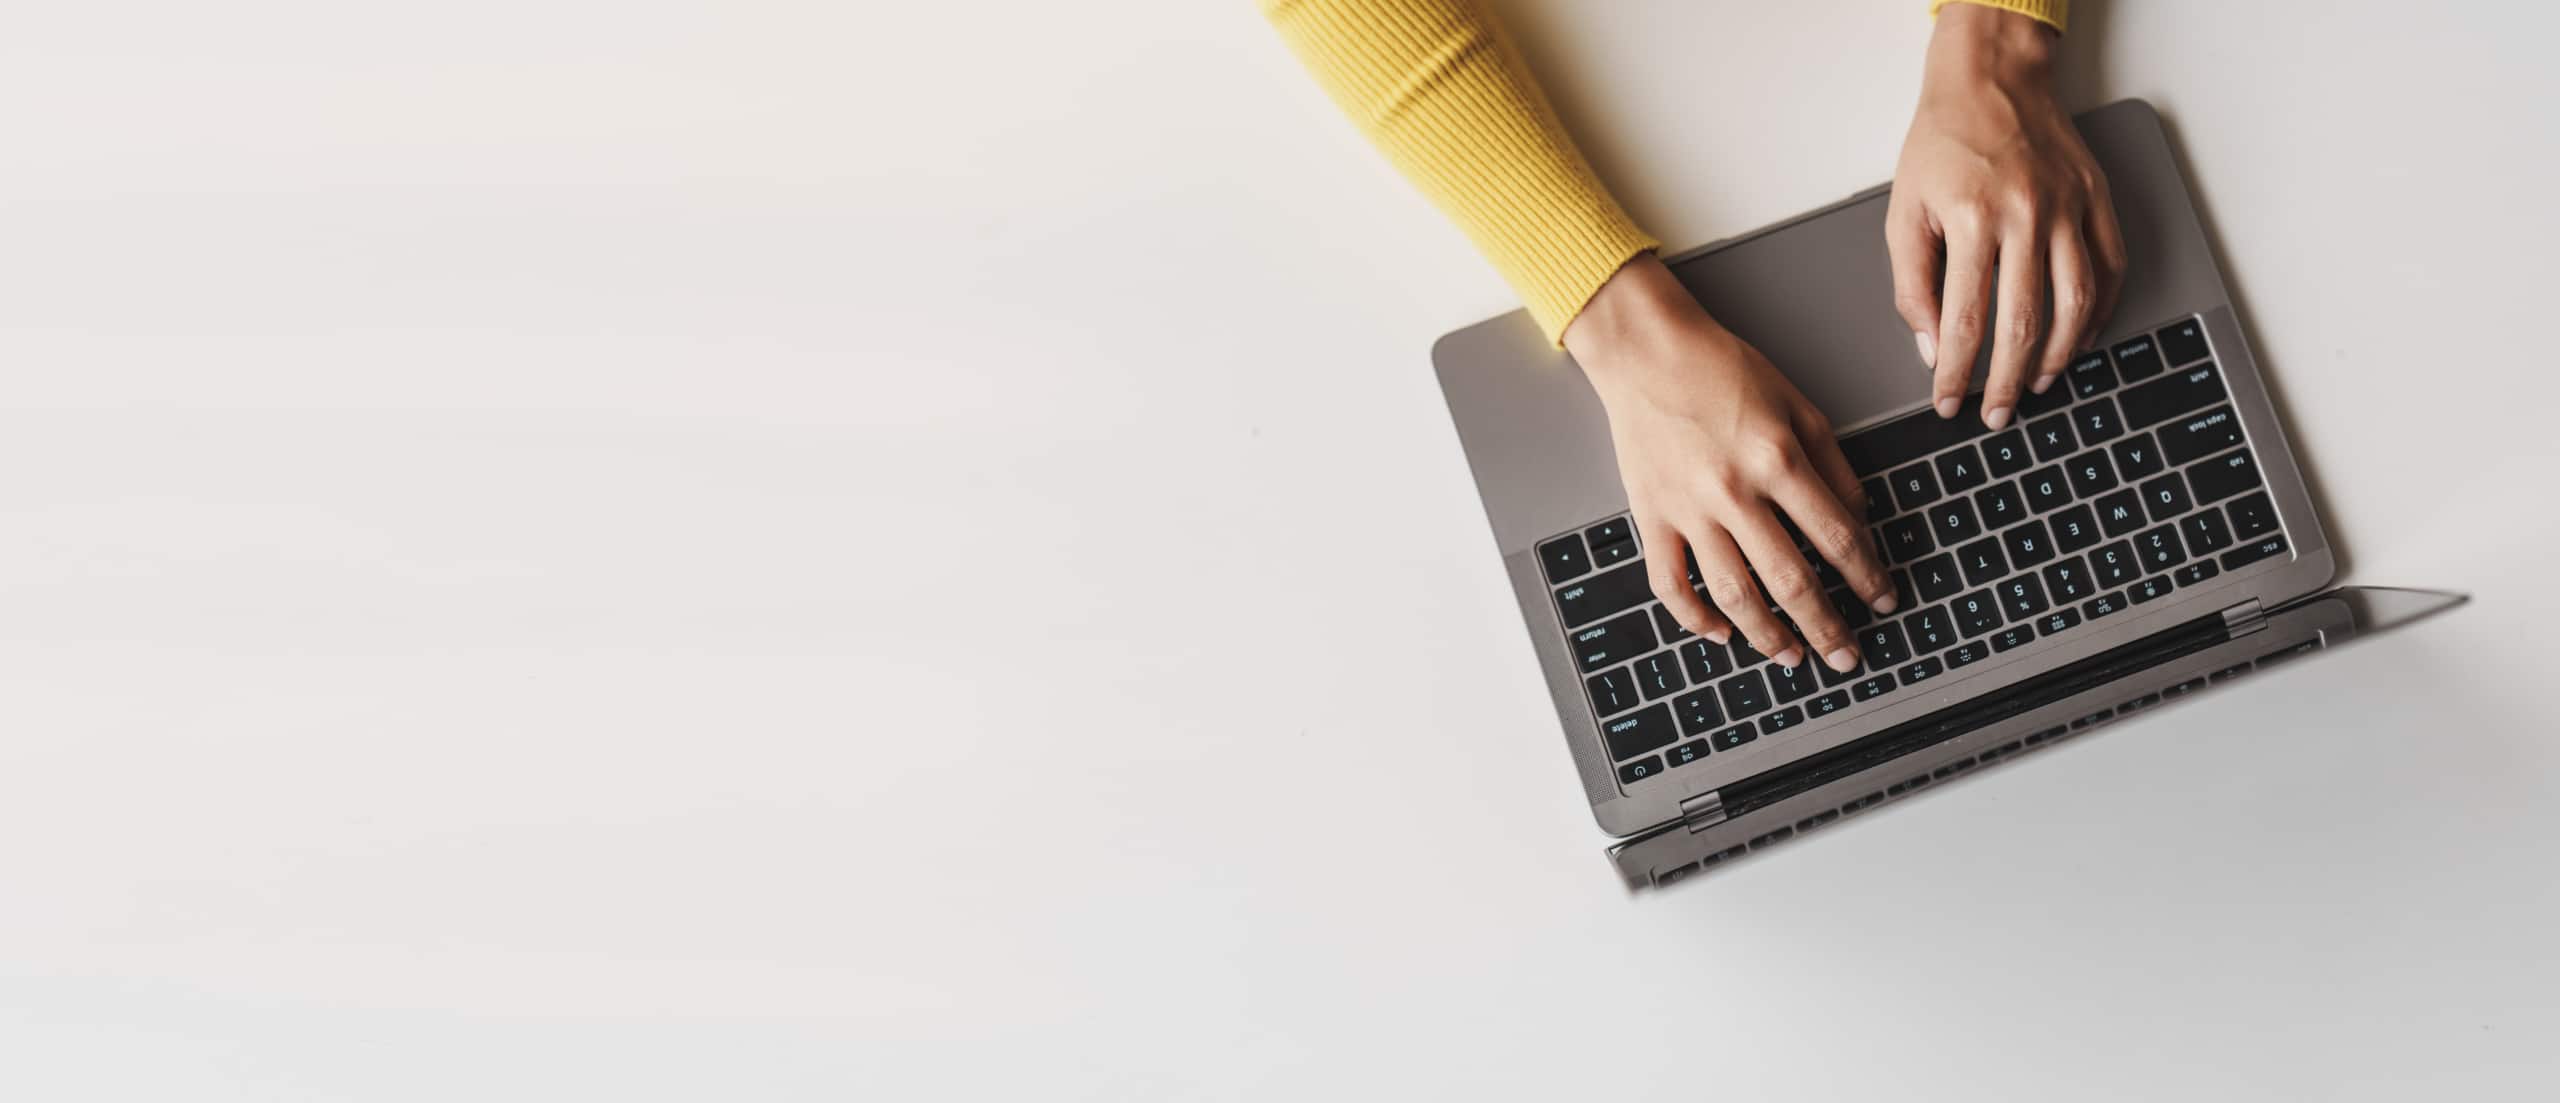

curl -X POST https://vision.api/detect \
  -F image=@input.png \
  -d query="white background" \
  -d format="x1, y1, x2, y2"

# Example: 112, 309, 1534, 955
2, 1, 2555, 1098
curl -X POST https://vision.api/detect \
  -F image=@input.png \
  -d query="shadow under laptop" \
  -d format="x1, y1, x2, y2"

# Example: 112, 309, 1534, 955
1615, 586, 2466, 891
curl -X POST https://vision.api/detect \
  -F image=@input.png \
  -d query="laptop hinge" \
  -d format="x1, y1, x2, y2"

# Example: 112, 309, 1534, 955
2220, 597, 2269, 637
1679, 791, 1728, 832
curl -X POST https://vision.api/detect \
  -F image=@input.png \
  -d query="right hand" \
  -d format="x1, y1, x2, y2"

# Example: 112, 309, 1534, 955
1563, 255, 1900, 675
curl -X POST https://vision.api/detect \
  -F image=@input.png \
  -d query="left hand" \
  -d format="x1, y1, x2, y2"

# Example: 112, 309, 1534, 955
1887, 3, 2127, 430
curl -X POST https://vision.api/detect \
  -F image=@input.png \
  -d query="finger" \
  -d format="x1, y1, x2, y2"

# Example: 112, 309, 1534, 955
2040, 222, 2098, 390
1791, 403, 1898, 613
1885, 199, 1943, 373
1933, 220, 1995, 422
1771, 451, 1896, 621
1689, 525, 1798, 668
1980, 227, 2046, 431
1726, 504, 1856, 674
1640, 518, 1730, 644
2084, 171, 2129, 345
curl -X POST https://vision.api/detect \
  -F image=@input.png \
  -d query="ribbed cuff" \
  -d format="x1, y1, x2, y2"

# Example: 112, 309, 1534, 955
1930, 0, 2070, 31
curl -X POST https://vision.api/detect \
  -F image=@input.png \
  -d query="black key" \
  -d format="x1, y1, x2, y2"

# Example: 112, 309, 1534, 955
2021, 465, 2074, 513
1717, 669, 1773, 720
2187, 448, 2263, 504
2094, 488, 2147, 538
2128, 575, 2174, 604
1891, 569, 1918, 613
2140, 472, 2193, 523
2118, 360, 2227, 429
1619, 755, 1665, 784
2090, 540, 2141, 587
1990, 624, 2037, 652
1974, 480, 2027, 530
1673, 688, 1724, 735
1927, 498, 1982, 544
1601, 703, 1676, 759
2222, 533, 2290, 570
2065, 449, 2119, 498
1981, 430, 2034, 477
1946, 641, 1990, 668
1853, 674, 1896, 702
2111, 334, 2164, 382
2071, 397, 2126, 445
2018, 379, 2074, 419
1898, 656, 1946, 686
2134, 523, 2187, 571
1889, 461, 1943, 513
1633, 651, 1687, 699
2049, 504, 2101, 553
2110, 432, 2166, 482
1653, 604, 1694, 643
2038, 607, 2081, 636
2157, 317, 2211, 366
1905, 605, 1959, 652
2042, 555, 2094, 602
1935, 445, 1988, 495
2002, 518, 2056, 569
2227, 492, 2279, 539
1730, 636, 1769, 670
2181, 510, 2234, 556
1539, 533, 1591, 585
1571, 609, 1658, 673
1586, 667, 1644, 717
1678, 638, 1734, 684
1592, 538, 1639, 567
1827, 588, 1874, 631
1862, 477, 1894, 523
2159, 405, 2246, 465
1857, 621, 1911, 669
1808, 690, 1851, 718
1839, 401, 1991, 476
1710, 723, 1759, 751
1814, 648, 1861, 687
1759, 706, 1807, 736
1881, 514, 1936, 564
1956, 535, 2009, 587
2027, 413, 2079, 462
1999, 574, 2050, 619
1951, 589, 2003, 636
1669, 739, 1711, 768
1556, 562, 1653, 628
2082, 591, 2127, 620
1767, 660, 1819, 704
2066, 351, 2117, 399
1585, 517, 1634, 553
2174, 560, 2221, 588
1911, 554, 1964, 602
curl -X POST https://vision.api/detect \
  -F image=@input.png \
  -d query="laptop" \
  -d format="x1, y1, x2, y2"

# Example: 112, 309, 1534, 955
1429, 99, 2452, 887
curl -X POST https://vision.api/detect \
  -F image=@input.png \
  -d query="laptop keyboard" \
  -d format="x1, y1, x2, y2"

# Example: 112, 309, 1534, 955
1536, 315, 2293, 790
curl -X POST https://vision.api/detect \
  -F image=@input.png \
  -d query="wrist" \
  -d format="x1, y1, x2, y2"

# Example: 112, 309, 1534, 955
1563, 254, 1725, 391
1929, 4, 2059, 84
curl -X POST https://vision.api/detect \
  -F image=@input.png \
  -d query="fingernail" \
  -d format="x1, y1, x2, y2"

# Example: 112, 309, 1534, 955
1914, 331, 1936, 369
1871, 593, 1898, 615
1772, 647, 1804, 670
2030, 374, 2056, 395
1825, 647, 1860, 673
1705, 627, 1731, 645
1934, 396, 1960, 419
1983, 405, 2013, 430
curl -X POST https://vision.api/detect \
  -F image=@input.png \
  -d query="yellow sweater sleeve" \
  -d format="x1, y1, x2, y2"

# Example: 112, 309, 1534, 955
1934, 0, 2070, 30
1260, 0, 1657, 343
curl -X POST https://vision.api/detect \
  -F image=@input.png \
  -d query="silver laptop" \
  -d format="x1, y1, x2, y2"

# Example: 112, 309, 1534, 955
1431, 99, 2452, 888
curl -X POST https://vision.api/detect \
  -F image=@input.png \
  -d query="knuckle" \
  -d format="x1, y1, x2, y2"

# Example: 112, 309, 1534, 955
2057, 278, 2097, 317
1809, 519, 1862, 559
1945, 304, 1985, 340
1762, 568, 1818, 604
1738, 434, 1798, 478
2005, 304, 2043, 346
1892, 289, 1936, 324
1706, 576, 1754, 609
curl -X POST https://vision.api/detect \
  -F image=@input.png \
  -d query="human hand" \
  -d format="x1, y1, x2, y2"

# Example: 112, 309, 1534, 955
1564, 255, 1899, 675
1888, 2, 2127, 430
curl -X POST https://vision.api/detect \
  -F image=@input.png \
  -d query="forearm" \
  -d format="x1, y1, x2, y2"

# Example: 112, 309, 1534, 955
1260, 0, 1656, 343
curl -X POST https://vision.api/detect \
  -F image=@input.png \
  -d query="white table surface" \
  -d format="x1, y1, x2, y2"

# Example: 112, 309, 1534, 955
3, 1, 2554, 1098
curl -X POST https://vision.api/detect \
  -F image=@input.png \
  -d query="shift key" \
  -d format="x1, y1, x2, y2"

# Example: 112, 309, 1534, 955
2119, 360, 2229, 429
